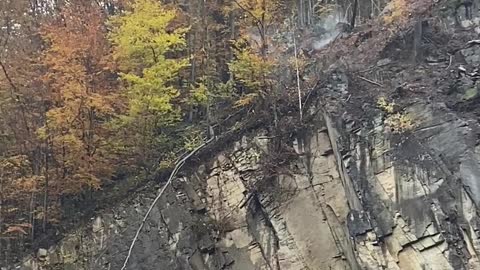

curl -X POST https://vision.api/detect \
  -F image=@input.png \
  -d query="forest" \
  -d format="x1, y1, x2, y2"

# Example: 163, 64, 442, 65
4, 0, 480, 268
0, 0, 413, 262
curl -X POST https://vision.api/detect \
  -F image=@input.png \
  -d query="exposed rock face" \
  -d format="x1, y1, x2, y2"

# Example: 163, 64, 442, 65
13, 70, 480, 269
14, 119, 356, 270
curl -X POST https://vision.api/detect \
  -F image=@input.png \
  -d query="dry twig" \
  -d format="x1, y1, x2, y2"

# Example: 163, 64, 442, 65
357, 75, 383, 87
293, 33, 303, 121
121, 137, 214, 270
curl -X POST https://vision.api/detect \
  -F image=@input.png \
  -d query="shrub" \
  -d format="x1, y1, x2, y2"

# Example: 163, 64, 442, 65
377, 97, 414, 133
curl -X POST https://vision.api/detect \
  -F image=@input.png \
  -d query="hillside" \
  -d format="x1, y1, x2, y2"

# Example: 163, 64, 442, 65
3, 0, 480, 269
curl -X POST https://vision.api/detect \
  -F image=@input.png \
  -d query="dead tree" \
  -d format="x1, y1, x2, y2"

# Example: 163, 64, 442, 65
454, 0, 474, 26
350, 0, 358, 30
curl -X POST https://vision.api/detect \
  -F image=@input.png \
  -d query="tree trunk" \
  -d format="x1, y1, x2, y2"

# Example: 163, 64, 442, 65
42, 144, 49, 232
413, 20, 423, 63
29, 191, 36, 241
351, 0, 358, 29
0, 170, 4, 234
307, 0, 313, 25
298, 0, 304, 27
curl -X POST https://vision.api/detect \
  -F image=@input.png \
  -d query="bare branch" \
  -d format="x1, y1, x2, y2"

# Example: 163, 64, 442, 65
231, 0, 262, 26
293, 33, 302, 121
120, 137, 214, 270
357, 75, 383, 87
231, 0, 265, 39
467, 39, 480, 47
0, 60, 18, 93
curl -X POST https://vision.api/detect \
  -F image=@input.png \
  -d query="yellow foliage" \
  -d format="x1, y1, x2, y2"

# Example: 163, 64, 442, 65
0, 155, 44, 201
288, 54, 307, 73
190, 82, 209, 105
385, 113, 414, 133
72, 172, 102, 191
377, 97, 413, 133
229, 42, 275, 92
0, 155, 31, 176
383, 0, 409, 25
109, 0, 188, 69
230, 0, 280, 25
234, 93, 258, 108
159, 152, 177, 169
12, 176, 43, 193
110, 0, 188, 120
377, 97, 395, 114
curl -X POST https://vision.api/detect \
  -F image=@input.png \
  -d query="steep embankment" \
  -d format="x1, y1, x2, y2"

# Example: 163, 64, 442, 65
13, 0, 480, 269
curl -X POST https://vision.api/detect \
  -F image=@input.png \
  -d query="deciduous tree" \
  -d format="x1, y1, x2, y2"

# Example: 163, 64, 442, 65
109, 0, 188, 173
41, 2, 118, 195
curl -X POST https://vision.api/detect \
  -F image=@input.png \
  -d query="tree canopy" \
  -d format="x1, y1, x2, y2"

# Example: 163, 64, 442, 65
0, 0, 342, 252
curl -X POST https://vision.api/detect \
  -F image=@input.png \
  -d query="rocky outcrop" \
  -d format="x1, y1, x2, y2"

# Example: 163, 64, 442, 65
10, 1, 480, 270
14, 117, 357, 269
15, 75, 480, 270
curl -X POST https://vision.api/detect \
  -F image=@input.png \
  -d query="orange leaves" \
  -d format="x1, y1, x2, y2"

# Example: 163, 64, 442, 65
234, 93, 258, 108
39, 2, 118, 195
42, 3, 108, 58
3, 223, 32, 235
0, 155, 42, 200
11, 176, 43, 194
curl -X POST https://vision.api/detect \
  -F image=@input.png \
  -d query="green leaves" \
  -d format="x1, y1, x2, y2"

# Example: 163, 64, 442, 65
228, 40, 275, 106
229, 46, 274, 89
109, 0, 189, 172
110, 0, 187, 120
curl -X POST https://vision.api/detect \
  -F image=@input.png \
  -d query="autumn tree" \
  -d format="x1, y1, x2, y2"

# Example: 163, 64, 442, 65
0, 0, 42, 158
0, 0, 127, 242
226, 0, 287, 124
0, 0, 48, 237
0, 155, 42, 238
181, 0, 236, 128
109, 0, 189, 173
0, 0, 311, 253
228, 39, 275, 108
40, 3, 118, 196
